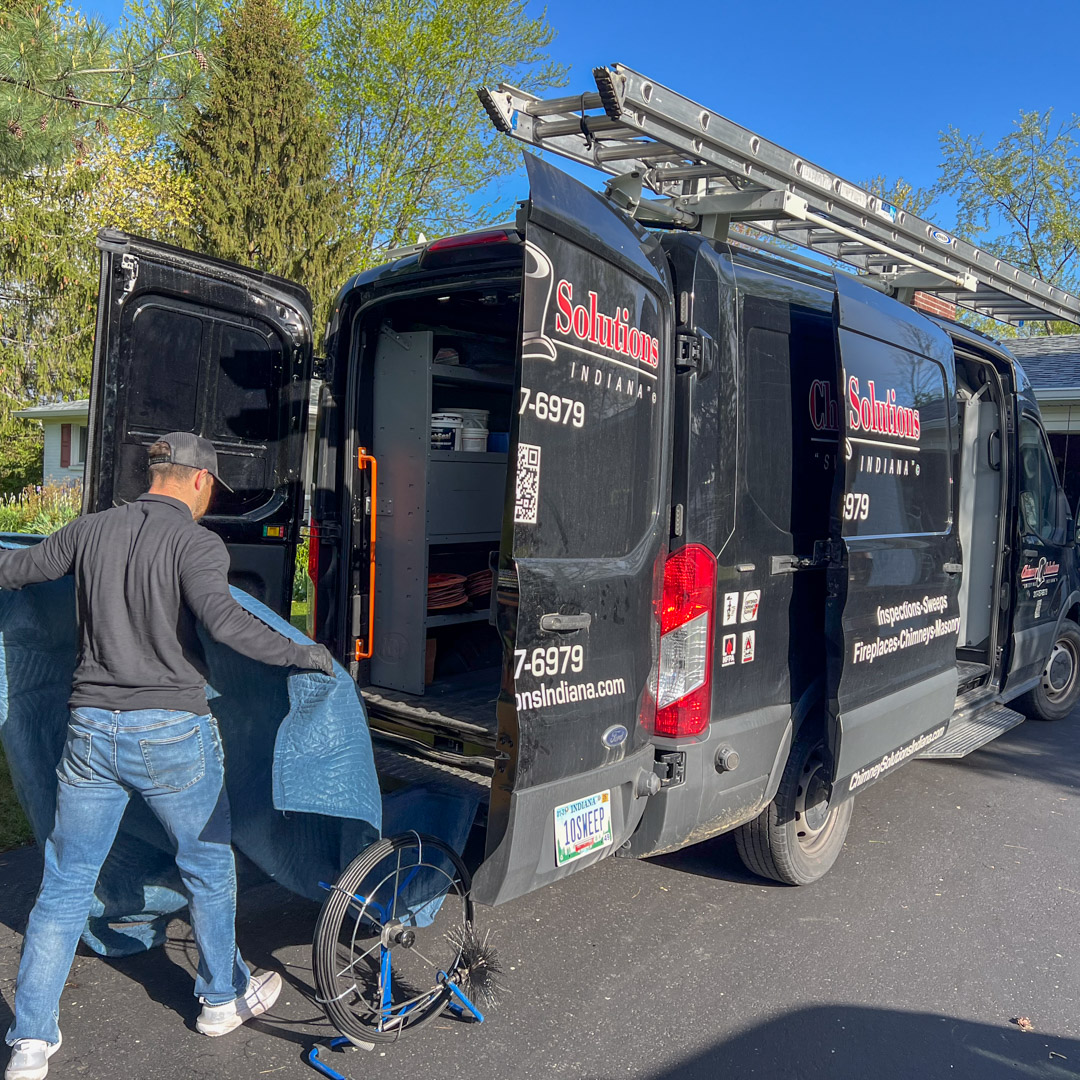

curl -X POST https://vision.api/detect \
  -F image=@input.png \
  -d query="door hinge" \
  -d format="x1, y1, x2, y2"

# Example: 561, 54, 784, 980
814, 539, 840, 566
312, 355, 328, 381
771, 541, 835, 575
120, 253, 139, 294
654, 750, 686, 788
771, 554, 815, 575
675, 331, 709, 374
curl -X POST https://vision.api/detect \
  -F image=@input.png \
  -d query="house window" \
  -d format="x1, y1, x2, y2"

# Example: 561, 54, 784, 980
76, 425, 88, 466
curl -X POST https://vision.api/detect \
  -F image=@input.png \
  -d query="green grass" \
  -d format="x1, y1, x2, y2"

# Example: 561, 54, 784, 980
0, 743, 33, 852
290, 599, 309, 634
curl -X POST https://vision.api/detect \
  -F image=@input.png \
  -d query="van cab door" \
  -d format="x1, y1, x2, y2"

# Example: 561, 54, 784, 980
826, 276, 961, 795
1006, 410, 1072, 688
472, 157, 674, 905
86, 230, 313, 617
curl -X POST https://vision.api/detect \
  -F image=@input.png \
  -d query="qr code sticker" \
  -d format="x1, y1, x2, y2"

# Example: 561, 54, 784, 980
514, 442, 541, 524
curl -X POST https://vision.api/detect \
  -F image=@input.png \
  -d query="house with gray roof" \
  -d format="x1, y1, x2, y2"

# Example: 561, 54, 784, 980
13, 399, 89, 486
1009, 335, 1080, 509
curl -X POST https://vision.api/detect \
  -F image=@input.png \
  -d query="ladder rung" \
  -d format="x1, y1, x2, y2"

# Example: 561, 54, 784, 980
533, 116, 635, 140
596, 144, 684, 165
481, 66, 1080, 325
523, 92, 604, 117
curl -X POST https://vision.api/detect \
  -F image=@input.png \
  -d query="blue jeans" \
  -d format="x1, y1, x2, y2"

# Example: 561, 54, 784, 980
6, 709, 250, 1046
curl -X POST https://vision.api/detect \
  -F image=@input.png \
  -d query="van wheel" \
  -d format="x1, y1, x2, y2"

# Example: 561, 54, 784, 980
735, 729, 853, 885
1019, 619, 1080, 721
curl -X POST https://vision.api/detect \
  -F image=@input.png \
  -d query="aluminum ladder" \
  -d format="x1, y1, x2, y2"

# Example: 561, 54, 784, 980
479, 65, 1080, 326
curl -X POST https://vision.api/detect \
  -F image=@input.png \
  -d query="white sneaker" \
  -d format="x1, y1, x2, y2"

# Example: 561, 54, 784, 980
196, 970, 282, 1037
5, 1033, 62, 1080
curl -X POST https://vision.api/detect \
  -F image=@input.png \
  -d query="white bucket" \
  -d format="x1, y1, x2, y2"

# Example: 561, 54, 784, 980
430, 412, 463, 451
456, 408, 489, 453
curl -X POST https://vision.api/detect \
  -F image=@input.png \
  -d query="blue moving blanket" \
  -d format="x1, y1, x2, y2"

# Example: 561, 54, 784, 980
0, 542, 477, 956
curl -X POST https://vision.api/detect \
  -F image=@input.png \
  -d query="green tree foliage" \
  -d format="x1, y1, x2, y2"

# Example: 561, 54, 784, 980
179, 0, 352, 327
864, 174, 935, 218
0, 0, 215, 176
938, 110, 1080, 335
0, 116, 194, 493
312, 0, 564, 264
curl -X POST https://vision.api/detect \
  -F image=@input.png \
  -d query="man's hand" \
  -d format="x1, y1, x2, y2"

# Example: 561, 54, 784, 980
300, 644, 336, 676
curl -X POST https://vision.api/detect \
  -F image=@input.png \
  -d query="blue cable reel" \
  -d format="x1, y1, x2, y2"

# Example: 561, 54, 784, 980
311, 833, 500, 1049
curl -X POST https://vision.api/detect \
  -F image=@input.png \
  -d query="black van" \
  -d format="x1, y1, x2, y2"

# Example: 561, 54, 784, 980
85, 154, 1080, 906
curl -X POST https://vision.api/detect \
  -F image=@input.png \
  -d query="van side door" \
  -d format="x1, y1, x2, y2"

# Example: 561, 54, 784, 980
472, 156, 674, 905
1006, 411, 1071, 688
827, 276, 961, 795
87, 230, 313, 617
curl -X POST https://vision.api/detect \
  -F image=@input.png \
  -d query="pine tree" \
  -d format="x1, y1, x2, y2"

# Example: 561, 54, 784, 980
179, 0, 351, 330
0, 0, 214, 177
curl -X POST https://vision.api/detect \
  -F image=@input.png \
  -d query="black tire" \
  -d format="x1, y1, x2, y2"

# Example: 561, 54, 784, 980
1018, 618, 1080, 722
735, 727, 853, 885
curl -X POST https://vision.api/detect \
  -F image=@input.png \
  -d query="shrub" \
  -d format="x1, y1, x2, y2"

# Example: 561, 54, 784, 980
294, 537, 310, 603
0, 482, 83, 536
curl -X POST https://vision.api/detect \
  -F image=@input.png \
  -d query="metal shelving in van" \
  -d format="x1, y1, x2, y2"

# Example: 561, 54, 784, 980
369, 326, 511, 695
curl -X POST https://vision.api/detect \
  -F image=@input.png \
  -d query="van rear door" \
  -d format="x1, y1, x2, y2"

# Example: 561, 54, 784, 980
472, 157, 674, 905
86, 230, 313, 617
827, 276, 961, 796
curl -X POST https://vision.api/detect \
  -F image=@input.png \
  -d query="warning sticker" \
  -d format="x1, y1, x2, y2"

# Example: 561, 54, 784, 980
723, 592, 739, 626
741, 631, 756, 664
741, 590, 760, 623
722, 634, 736, 667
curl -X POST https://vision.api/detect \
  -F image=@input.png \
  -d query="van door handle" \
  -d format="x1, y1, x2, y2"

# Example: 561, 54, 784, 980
541, 613, 591, 632
943, 562, 962, 575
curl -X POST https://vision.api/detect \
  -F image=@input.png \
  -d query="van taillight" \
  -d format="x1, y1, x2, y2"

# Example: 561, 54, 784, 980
306, 519, 319, 639
655, 544, 716, 739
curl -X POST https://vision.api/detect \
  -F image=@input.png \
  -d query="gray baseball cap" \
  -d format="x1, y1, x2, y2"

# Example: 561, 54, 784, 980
149, 432, 234, 492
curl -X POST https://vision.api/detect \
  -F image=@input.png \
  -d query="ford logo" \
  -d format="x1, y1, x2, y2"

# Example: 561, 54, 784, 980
602, 725, 628, 748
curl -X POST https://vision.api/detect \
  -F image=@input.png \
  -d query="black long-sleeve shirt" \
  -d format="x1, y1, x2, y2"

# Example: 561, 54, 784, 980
0, 493, 312, 713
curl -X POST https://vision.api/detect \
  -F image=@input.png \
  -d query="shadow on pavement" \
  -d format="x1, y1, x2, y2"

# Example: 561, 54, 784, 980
647, 830, 779, 886
923, 713, 1080, 796
641, 1005, 1080, 1080
101, 872, 327, 1041
0, 843, 331, 1047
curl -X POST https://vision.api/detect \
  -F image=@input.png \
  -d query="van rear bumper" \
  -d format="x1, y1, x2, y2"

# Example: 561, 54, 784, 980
470, 745, 655, 907
623, 705, 792, 858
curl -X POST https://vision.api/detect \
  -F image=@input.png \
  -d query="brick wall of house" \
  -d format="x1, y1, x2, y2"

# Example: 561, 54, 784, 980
912, 291, 957, 320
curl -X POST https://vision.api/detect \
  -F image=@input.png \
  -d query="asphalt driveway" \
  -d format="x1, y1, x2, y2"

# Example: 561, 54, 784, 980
2, 710, 1079, 1080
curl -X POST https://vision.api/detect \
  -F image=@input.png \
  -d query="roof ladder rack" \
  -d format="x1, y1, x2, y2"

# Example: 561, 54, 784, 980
479, 66, 1080, 326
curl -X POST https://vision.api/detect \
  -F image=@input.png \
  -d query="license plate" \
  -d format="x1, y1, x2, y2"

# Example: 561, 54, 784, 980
554, 789, 613, 867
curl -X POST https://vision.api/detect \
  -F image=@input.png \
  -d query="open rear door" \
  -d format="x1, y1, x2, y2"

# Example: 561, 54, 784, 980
827, 276, 961, 797
472, 157, 674, 905
87, 230, 313, 617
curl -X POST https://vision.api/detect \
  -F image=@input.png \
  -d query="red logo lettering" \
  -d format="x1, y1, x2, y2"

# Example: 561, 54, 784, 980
847, 376, 921, 442
553, 279, 660, 369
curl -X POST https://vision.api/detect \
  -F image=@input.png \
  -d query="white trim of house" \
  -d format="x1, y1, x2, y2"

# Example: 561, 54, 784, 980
14, 400, 90, 485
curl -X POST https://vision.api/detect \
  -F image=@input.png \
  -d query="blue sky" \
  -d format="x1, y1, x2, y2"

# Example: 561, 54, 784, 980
85, 0, 1079, 234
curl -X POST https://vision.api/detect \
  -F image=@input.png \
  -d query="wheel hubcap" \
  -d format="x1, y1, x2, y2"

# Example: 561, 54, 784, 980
794, 756, 836, 852
1042, 638, 1078, 701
